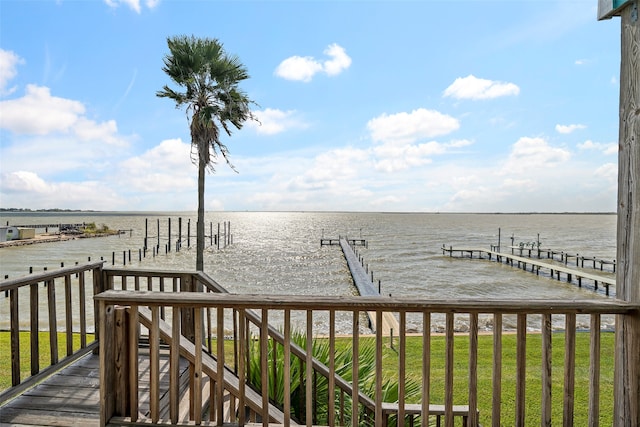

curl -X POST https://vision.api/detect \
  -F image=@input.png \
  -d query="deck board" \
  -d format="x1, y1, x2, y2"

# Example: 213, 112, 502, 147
0, 349, 193, 427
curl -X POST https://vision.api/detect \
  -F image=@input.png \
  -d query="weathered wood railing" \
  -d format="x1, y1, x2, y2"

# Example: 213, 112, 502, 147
95, 280, 638, 427
0, 261, 104, 404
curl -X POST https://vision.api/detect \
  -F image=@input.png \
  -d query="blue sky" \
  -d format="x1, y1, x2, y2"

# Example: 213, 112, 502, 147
0, 0, 623, 212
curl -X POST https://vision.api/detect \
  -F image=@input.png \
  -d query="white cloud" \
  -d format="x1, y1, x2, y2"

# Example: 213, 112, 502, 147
104, 0, 159, 13
556, 123, 586, 134
274, 56, 323, 82
578, 140, 617, 155
367, 108, 459, 145
594, 163, 617, 181
0, 85, 84, 134
0, 171, 122, 210
322, 44, 352, 76
0, 49, 23, 96
248, 108, 308, 135
275, 43, 351, 82
118, 139, 195, 192
287, 147, 369, 190
373, 140, 472, 173
501, 136, 571, 175
443, 74, 520, 100
0, 84, 129, 148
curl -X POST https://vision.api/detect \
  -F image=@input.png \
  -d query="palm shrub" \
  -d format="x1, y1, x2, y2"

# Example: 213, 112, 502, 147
246, 331, 422, 426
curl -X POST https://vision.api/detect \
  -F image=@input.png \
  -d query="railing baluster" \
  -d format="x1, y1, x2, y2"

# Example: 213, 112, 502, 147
306, 310, 313, 426
399, 311, 406, 426
542, 313, 552, 426
422, 311, 431, 425
352, 309, 359, 427
564, 313, 576, 427
79, 272, 87, 348
284, 309, 291, 427
216, 307, 224, 425
261, 308, 269, 426
516, 313, 527, 427
150, 306, 160, 423
207, 304, 213, 354
589, 314, 601, 426
469, 312, 478, 427
64, 274, 73, 356
445, 312, 454, 427
30, 282, 39, 376
47, 279, 58, 365
492, 313, 502, 427
375, 311, 383, 425
10, 288, 20, 386
194, 307, 203, 424
159, 278, 165, 320
170, 306, 180, 424
328, 309, 336, 427
238, 309, 247, 426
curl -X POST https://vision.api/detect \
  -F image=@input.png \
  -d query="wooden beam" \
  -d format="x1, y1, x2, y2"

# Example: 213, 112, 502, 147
614, 2, 640, 427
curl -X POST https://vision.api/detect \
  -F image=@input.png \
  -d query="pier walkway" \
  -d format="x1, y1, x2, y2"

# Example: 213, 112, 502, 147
442, 246, 616, 296
339, 238, 399, 334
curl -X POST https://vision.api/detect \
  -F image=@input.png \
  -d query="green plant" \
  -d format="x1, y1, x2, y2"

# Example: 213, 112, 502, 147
246, 331, 421, 426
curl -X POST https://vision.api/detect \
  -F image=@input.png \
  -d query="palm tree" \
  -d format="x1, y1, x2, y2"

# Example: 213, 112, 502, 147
157, 35, 256, 271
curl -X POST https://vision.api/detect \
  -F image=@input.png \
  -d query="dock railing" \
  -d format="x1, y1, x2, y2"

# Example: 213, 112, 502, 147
95, 267, 639, 427
0, 261, 104, 404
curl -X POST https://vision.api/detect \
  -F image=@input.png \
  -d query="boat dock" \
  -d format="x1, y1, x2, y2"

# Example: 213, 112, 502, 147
337, 237, 399, 335
442, 245, 616, 296
506, 245, 616, 272
321, 238, 367, 247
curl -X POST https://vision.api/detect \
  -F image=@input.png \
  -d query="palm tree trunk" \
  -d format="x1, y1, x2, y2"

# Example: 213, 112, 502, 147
196, 156, 205, 272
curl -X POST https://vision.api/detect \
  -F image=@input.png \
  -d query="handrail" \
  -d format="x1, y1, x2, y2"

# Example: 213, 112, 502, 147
0, 261, 104, 405
95, 289, 638, 426
0, 261, 105, 292
94, 290, 638, 314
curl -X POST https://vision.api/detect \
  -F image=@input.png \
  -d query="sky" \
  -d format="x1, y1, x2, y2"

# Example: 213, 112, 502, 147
0, 0, 625, 212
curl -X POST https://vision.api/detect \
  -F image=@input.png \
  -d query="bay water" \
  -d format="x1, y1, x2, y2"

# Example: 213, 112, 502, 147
0, 212, 617, 333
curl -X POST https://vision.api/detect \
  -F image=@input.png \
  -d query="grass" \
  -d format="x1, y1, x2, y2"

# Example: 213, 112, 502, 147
1, 331, 614, 426
374, 332, 615, 426
0, 331, 96, 391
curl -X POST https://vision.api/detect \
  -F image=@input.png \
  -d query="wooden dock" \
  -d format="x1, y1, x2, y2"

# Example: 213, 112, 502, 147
506, 245, 616, 273
339, 237, 399, 334
321, 237, 367, 247
442, 245, 616, 296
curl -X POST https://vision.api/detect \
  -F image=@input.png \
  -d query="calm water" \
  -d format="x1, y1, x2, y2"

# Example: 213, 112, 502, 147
0, 212, 617, 332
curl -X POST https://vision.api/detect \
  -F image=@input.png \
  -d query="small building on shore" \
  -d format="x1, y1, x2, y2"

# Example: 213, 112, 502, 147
0, 226, 35, 242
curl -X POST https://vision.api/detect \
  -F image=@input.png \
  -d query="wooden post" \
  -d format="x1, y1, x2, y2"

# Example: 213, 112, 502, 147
168, 218, 171, 252
611, 2, 640, 426
114, 306, 131, 417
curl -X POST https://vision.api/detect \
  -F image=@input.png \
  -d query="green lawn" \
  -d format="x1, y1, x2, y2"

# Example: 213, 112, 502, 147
0, 331, 96, 391
369, 332, 614, 426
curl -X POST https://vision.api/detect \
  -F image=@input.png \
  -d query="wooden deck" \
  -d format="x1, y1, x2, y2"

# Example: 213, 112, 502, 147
0, 349, 192, 427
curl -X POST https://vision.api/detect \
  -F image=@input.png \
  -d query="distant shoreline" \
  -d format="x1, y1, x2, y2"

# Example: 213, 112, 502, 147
0, 209, 617, 215
0, 232, 121, 248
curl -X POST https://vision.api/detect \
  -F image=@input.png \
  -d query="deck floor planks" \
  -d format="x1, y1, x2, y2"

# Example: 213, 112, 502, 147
0, 349, 192, 427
